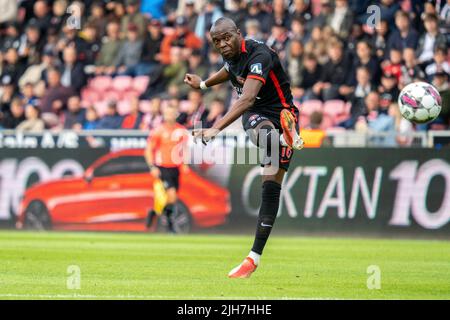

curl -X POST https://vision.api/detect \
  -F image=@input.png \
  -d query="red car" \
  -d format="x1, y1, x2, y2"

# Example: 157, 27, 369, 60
16, 149, 231, 232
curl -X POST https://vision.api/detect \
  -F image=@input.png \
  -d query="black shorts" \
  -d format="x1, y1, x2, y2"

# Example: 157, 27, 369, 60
242, 108, 299, 172
157, 166, 180, 190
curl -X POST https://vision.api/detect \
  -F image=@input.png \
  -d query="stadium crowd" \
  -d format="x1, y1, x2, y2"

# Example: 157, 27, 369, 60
0, 0, 449, 138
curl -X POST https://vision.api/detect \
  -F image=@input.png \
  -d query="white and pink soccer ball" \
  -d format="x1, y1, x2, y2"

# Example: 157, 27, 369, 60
398, 82, 442, 124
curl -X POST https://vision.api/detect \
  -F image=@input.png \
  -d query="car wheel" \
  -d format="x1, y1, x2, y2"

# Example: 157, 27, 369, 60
23, 200, 52, 230
158, 201, 191, 234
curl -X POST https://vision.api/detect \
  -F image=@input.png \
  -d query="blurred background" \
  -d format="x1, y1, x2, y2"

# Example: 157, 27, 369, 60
0, 0, 449, 236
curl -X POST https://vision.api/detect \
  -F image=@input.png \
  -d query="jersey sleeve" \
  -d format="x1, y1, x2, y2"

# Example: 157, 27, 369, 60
246, 49, 273, 85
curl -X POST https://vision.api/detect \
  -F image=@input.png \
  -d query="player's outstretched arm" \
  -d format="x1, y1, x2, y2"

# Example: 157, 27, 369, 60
184, 67, 230, 89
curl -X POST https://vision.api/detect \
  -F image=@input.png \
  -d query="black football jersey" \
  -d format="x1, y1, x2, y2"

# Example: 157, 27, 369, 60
224, 39, 295, 119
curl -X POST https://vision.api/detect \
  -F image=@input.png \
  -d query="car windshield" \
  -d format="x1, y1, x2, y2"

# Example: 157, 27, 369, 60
93, 156, 149, 177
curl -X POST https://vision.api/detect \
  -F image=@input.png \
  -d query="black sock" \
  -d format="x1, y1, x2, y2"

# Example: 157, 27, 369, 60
164, 204, 174, 231
251, 180, 282, 255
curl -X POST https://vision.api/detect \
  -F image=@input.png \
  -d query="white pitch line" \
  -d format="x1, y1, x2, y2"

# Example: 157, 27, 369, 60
0, 293, 338, 300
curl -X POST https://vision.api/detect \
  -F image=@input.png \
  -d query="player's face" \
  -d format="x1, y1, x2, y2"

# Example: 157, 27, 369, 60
210, 29, 240, 60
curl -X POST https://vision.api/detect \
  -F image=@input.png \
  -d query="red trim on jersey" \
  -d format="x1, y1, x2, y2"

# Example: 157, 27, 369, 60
247, 75, 266, 84
240, 40, 247, 53
269, 70, 289, 108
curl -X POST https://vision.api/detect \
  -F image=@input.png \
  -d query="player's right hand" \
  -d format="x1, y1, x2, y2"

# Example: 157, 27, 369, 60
184, 73, 201, 89
151, 167, 161, 179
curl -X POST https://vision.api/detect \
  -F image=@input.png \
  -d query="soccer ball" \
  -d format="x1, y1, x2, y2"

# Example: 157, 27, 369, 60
398, 82, 442, 124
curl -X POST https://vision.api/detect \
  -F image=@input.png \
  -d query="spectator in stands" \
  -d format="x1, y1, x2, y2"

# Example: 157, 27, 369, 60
417, 13, 448, 64
19, 82, 39, 106
141, 46, 187, 100
351, 66, 375, 108
301, 111, 330, 147
28, 0, 52, 36
314, 0, 333, 29
378, 0, 401, 29
266, 22, 289, 58
57, 24, 88, 62
179, 49, 208, 98
224, 0, 247, 33
387, 11, 419, 52
79, 23, 102, 67
96, 100, 123, 129
289, 0, 313, 30
289, 17, 310, 44
270, 0, 290, 29
183, 0, 199, 32
378, 73, 399, 113
60, 46, 87, 93
382, 48, 403, 83
82, 106, 99, 130
286, 39, 304, 88
246, 0, 272, 35
203, 80, 230, 108
206, 49, 223, 73
0, 0, 17, 24
195, 0, 223, 40
114, 23, 144, 76
121, 0, 147, 38
328, 0, 353, 40
86, 1, 107, 38
49, 0, 68, 35
177, 90, 205, 129
245, 20, 265, 42
0, 74, 15, 114
138, 19, 164, 77
121, 97, 144, 129
432, 71, 450, 128
373, 19, 390, 60
425, 47, 450, 81
297, 53, 322, 102
95, 21, 123, 75
16, 104, 45, 132
313, 40, 352, 101
19, 48, 59, 89
356, 92, 396, 138
351, 40, 381, 86
1, 22, 20, 52
2, 48, 26, 85
19, 24, 44, 66
1, 97, 25, 129
304, 26, 328, 65
63, 95, 85, 130
160, 16, 202, 65
140, 97, 163, 131
401, 47, 426, 86
202, 97, 225, 128
39, 68, 76, 115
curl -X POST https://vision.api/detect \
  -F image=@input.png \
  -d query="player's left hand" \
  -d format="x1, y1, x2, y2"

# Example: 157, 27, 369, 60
192, 128, 220, 145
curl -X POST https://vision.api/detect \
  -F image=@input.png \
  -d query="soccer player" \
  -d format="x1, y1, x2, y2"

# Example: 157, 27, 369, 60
145, 103, 189, 233
184, 17, 304, 278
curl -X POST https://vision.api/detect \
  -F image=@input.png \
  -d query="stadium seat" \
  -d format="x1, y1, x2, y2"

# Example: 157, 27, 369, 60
121, 89, 141, 101
94, 101, 109, 117
301, 99, 323, 116
112, 76, 133, 92
320, 114, 334, 130
299, 113, 310, 128
102, 90, 122, 102
89, 76, 112, 92
323, 100, 346, 117
81, 88, 102, 104
133, 76, 150, 93
117, 100, 131, 115
139, 100, 152, 113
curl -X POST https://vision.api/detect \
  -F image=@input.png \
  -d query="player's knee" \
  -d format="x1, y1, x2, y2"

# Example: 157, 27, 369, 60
261, 180, 281, 204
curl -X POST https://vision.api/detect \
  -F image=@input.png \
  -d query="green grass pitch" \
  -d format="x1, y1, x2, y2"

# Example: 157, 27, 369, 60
0, 231, 449, 300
